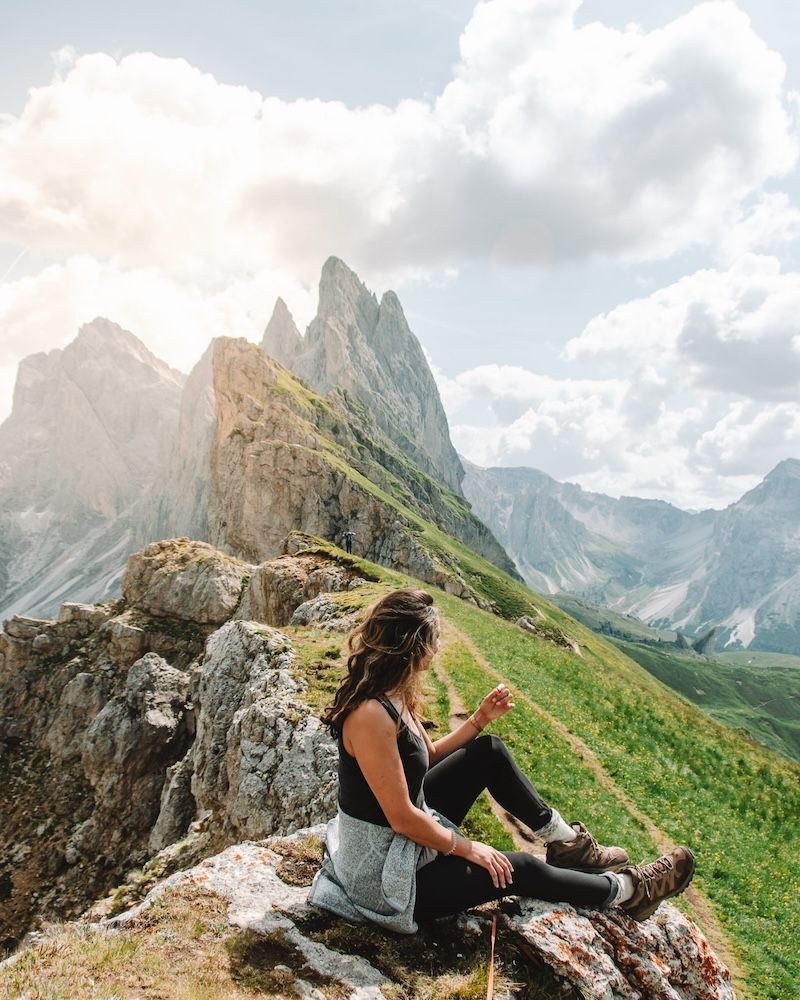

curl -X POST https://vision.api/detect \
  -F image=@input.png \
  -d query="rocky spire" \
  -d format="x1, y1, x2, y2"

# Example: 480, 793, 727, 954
260, 297, 303, 369
285, 256, 465, 495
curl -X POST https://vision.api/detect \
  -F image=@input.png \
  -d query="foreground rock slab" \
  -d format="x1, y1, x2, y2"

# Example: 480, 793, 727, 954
104, 837, 386, 1000
507, 897, 736, 1000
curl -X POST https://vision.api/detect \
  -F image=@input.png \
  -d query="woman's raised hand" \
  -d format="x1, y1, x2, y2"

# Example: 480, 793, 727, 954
478, 683, 515, 722
466, 840, 515, 889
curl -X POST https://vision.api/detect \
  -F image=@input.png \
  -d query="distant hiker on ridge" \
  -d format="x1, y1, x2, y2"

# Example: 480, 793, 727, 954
309, 589, 695, 933
343, 530, 354, 554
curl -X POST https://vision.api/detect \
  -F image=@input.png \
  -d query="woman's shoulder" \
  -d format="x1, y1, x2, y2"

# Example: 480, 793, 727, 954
342, 698, 399, 755
348, 697, 397, 726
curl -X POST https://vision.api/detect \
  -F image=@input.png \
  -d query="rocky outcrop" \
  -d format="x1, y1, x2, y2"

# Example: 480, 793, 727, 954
507, 898, 735, 999
516, 613, 581, 655
190, 620, 338, 841
290, 592, 361, 633
0, 539, 341, 949
262, 256, 465, 495
0, 592, 206, 947
76, 653, 192, 862
2, 834, 734, 1000
235, 550, 364, 625
122, 538, 252, 624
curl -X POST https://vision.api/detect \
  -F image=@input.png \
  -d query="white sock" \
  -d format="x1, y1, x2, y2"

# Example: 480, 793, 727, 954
610, 871, 635, 904
533, 809, 577, 844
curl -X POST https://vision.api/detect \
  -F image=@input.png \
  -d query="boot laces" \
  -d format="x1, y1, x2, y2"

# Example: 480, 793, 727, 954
638, 856, 675, 882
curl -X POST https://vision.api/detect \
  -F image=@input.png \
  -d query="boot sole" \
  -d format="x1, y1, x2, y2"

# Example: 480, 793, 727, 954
625, 853, 696, 922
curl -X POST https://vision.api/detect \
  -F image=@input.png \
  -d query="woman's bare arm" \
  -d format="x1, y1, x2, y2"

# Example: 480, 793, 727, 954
421, 684, 514, 765
344, 699, 515, 888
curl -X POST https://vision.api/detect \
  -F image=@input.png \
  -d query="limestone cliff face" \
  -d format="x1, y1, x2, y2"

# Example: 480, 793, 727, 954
150, 343, 216, 543
208, 336, 515, 601
0, 319, 185, 618
261, 257, 465, 495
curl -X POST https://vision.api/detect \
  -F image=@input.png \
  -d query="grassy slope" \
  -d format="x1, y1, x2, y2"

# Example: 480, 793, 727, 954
270, 364, 520, 589
552, 592, 800, 764
613, 638, 800, 764
291, 538, 799, 1000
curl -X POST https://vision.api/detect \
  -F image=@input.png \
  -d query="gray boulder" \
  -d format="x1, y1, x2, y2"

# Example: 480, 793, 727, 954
122, 538, 253, 624
190, 620, 338, 840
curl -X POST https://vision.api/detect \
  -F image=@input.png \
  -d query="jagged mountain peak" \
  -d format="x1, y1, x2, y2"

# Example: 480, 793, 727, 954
70, 317, 184, 383
731, 456, 800, 512
260, 257, 464, 493
270, 296, 292, 320
261, 297, 303, 368
316, 255, 378, 330
75, 315, 139, 348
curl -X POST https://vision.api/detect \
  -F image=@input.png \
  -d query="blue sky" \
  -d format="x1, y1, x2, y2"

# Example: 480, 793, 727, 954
2, 0, 800, 508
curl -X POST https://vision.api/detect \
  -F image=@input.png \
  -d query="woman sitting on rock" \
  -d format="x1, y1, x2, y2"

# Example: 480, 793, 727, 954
308, 588, 694, 932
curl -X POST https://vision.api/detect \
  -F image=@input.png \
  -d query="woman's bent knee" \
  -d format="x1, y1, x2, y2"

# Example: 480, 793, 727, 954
471, 733, 510, 757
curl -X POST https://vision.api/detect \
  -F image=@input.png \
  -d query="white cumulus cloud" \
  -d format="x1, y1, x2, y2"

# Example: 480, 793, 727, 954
443, 255, 800, 507
1, 0, 799, 458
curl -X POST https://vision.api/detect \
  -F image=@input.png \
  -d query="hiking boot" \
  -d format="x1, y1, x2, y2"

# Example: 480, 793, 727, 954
619, 846, 696, 922
546, 822, 629, 874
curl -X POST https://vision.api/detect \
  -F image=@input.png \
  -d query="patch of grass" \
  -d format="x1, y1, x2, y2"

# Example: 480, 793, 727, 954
284, 626, 349, 715
267, 834, 325, 887
107, 830, 216, 917
225, 926, 350, 998
0, 886, 253, 999
459, 791, 516, 851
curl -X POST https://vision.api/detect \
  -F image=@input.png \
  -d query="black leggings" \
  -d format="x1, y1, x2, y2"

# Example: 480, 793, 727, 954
414, 735, 616, 920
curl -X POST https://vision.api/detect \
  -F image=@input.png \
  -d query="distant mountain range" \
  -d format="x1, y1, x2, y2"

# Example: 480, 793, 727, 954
462, 458, 800, 653
2, 256, 798, 653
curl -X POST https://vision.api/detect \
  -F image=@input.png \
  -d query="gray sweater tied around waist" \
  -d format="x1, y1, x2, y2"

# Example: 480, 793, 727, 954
307, 791, 459, 934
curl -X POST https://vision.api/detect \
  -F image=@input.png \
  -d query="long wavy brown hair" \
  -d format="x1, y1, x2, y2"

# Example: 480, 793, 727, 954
321, 588, 440, 733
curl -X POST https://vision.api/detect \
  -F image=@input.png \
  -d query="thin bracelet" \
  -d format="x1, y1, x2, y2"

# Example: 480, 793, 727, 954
445, 829, 458, 855
467, 713, 484, 733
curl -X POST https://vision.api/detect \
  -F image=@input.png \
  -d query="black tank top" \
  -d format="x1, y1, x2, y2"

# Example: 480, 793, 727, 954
337, 695, 430, 826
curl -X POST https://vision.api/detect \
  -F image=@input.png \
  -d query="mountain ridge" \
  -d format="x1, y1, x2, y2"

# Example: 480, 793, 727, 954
262, 255, 465, 495
462, 454, 800, 652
